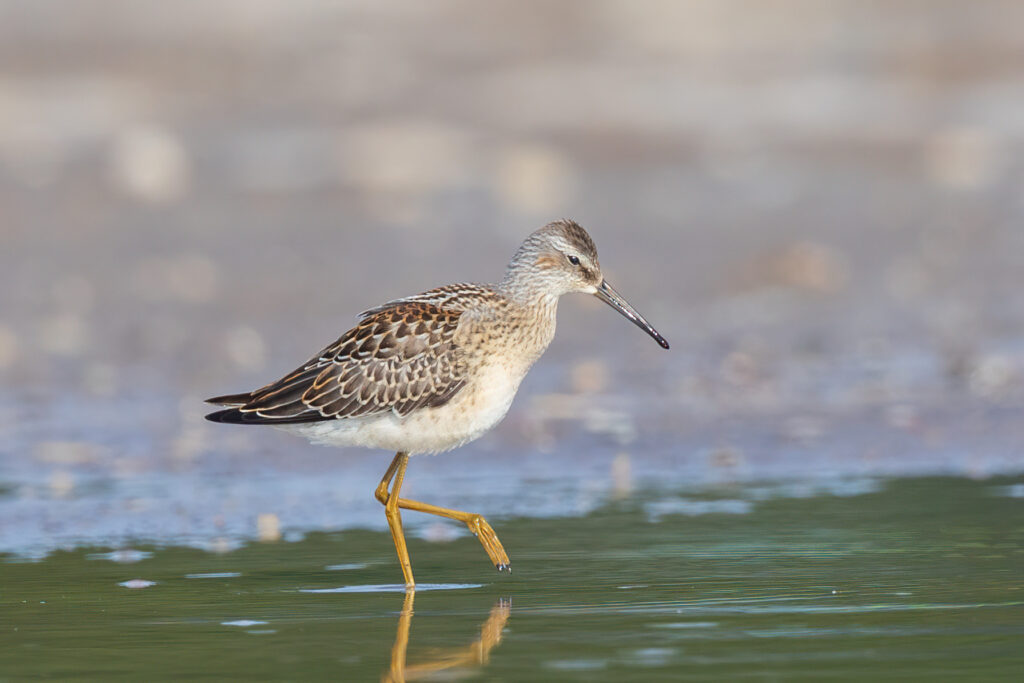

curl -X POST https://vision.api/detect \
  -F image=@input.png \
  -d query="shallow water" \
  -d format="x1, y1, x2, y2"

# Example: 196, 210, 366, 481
4, 476, 1022, 680
3, 2, 1024, 680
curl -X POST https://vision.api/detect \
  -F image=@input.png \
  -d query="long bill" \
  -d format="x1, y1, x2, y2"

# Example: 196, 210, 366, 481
594, 280, 670, 349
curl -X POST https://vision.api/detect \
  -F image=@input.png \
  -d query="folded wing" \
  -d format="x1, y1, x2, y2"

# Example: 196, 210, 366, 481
205, 301, 467, 425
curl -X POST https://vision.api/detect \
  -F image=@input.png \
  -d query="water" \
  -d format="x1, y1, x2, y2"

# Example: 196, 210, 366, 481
3, 2, 1024, 679
4, 476, 1022, 680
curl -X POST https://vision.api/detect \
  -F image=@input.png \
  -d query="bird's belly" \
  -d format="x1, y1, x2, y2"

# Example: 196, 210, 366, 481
281, 363, 524, 455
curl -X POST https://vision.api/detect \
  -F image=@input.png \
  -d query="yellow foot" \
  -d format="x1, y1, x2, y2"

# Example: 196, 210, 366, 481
465, 514, 511, 573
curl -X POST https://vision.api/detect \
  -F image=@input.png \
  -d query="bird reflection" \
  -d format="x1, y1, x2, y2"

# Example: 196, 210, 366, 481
382, 592, 510, 682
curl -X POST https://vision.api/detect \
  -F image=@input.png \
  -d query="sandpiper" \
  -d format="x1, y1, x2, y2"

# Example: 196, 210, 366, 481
206, 220, 668, 588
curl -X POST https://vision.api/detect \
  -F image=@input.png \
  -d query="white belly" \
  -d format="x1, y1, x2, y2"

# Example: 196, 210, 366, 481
281, 361, 525, 455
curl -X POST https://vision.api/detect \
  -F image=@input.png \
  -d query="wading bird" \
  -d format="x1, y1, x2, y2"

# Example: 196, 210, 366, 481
206, 220, 669, 588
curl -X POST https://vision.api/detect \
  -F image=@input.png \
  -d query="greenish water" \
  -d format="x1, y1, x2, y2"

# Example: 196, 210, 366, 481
3, 477, 1022, 681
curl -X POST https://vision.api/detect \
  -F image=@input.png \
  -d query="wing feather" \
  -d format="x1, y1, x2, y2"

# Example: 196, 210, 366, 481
204, 300, 468, 425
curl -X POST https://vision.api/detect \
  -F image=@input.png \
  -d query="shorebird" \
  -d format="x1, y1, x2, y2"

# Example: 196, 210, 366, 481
206, 220, 668, 588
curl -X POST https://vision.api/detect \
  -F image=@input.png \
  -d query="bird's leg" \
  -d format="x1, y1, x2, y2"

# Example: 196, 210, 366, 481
392, 497, 511, 572
375, 452, 510, 577
375, 452, 404, 504
378, 452, 415, 588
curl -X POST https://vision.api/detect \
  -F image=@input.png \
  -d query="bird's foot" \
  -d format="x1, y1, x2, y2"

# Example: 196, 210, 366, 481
465, 514, 511, 573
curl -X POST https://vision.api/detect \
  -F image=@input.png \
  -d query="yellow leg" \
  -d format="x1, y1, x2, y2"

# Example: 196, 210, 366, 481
375, 452, 404, 504
375, 452, 512, 583
393, 497, 511, 572
378, 452, 415, 588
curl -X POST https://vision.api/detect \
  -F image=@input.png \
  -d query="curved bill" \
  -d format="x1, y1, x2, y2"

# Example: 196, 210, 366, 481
594, 280, 670, 349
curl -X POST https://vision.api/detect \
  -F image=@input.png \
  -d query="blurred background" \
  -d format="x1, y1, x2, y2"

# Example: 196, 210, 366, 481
2, 0, 1023, 558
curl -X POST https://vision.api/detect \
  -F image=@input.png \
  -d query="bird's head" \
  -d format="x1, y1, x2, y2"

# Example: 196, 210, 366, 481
513, 218, 603, 296
505, 219, 669, 349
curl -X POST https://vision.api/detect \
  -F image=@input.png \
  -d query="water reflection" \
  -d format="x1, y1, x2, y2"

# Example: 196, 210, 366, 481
383, 592, 510, 682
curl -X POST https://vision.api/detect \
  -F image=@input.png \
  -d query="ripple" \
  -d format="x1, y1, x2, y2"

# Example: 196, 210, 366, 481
324, 563, 367, 571
645, 498, 753, 522
628, 647, 676, 666
299, 583, 483, 594
88, 550, 153, 564
544, 659, 608, 671
185, 572, 241, 579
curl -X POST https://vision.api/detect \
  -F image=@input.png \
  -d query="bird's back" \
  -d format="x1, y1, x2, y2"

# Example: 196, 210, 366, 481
204, 282, 554, 430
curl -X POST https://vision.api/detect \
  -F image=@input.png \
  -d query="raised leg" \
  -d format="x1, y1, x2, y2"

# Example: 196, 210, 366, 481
394, 497, 511, 572
375, 452, 511, 584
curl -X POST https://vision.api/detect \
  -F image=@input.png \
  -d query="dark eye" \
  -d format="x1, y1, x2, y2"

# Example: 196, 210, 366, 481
567, 255, 581, 266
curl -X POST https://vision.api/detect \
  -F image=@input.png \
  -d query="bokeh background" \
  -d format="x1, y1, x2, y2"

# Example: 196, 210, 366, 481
2, 0, 1023, 558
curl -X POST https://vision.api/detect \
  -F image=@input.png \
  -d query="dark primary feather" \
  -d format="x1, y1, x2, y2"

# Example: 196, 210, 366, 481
205, 299, 470, 425
205, 392, 253, 406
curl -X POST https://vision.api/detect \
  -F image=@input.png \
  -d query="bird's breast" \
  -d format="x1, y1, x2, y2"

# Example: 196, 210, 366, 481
285, 296, 559, 455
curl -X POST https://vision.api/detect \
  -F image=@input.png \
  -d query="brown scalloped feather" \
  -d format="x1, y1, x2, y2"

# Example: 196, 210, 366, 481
205, 299, 470, 425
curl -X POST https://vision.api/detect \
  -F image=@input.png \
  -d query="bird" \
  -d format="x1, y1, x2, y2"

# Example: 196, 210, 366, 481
205, 219, 669, 589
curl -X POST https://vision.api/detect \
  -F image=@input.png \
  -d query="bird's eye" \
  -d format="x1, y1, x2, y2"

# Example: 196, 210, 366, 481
567, 255, 581, 266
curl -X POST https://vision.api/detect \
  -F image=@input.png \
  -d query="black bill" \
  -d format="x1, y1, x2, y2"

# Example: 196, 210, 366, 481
594, 280, 670, 349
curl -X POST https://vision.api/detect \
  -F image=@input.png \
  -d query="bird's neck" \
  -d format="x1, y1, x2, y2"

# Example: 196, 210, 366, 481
495, 277, 560, 312
497, 262, 559, 302
489, 282, 560, 364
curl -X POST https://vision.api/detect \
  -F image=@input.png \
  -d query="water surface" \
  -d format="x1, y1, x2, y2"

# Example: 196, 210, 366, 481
4, 476, 1021, 680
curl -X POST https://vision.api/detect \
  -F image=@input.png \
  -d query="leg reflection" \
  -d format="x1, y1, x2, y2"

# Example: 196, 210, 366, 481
383, 592, 511, 683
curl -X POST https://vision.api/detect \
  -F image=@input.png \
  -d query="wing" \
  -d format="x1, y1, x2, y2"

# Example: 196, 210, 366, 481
205, 301, 467, 425
356, 282, 499, 318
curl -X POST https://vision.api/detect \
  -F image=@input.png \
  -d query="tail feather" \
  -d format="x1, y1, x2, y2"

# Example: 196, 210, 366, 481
205, 406, 331, 424
205, 392, 254, 406
205, 408, 261, 424
205, 408, 243, 424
